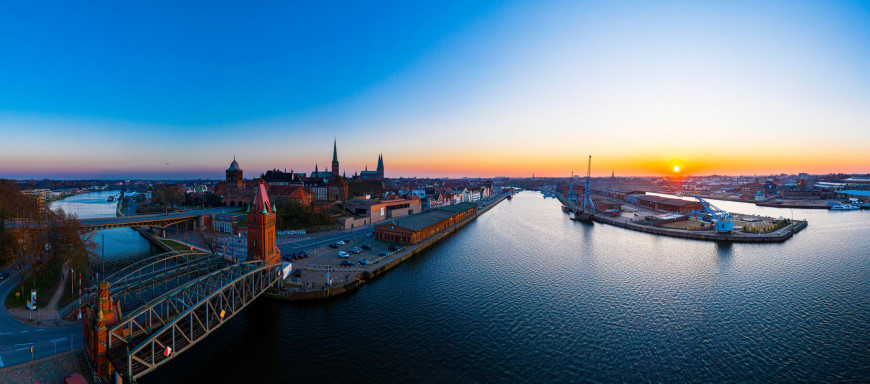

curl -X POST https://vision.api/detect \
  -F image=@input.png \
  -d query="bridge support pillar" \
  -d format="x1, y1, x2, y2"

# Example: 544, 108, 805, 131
83, 281, 118, 380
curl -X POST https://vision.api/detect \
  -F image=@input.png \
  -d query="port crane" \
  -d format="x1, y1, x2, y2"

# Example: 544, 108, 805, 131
568, 171, 577, 203
694, 195, 733, 233
573, 155, 596, 222
582, 156, 595, 213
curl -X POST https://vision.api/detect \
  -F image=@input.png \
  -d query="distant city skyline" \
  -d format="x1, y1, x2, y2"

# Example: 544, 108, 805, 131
2, 1, 869, 179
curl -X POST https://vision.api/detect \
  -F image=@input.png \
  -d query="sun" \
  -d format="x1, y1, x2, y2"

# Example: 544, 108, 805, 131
673, 165, 680, 172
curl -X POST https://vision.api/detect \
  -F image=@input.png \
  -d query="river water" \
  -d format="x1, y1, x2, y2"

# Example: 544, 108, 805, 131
126, 190, 870, 383
50, 191, 161, 275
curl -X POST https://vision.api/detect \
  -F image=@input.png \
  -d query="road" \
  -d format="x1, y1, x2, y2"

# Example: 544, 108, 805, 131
167, 224, 375, 262
5, 206, 239, 230
0, 267, 82, 368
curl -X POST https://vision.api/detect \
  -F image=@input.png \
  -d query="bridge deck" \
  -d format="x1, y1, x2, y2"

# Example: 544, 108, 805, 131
103, 260, 280, 382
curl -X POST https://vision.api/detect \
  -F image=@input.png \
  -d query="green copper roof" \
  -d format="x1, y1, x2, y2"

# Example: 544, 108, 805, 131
246, 204, 250, 213
272, 204, 277, 212
261, 207, 268, 214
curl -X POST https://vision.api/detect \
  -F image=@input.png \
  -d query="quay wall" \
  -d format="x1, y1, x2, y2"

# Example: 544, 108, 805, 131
557, 193, 808, 243
264, 195, 508, 301
592, 214, 808, 243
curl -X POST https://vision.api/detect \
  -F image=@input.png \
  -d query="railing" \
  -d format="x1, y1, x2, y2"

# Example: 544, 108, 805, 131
105, 261, 280, 381
56, 251, 220, 321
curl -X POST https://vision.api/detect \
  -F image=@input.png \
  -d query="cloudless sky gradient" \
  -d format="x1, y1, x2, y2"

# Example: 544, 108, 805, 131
1, 0, 869, 179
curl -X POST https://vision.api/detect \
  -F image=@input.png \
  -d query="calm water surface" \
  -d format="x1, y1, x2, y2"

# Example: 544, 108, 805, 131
51, 191, 160, 274
134, 191, 868, 383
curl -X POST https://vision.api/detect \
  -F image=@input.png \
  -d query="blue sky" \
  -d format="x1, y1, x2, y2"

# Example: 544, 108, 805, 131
1, 1, 869, 179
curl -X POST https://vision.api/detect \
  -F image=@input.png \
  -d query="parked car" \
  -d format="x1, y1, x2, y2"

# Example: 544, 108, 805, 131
329, 243, 339, 248
341, 260, 355, 266
366, 232, 373, 237
362, 244, 372, 250
294, 269, 302, 277
358, 258, 370, 265
338, 251, 349, 258
0, 271, 9, 280
299, 251, 309, 258
336, 240, 345, 245
388, 245, 400, 252
379, 251, 390, 257
350, 247, 361, 254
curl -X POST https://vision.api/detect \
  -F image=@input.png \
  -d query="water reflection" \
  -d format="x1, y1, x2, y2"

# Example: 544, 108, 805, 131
50, 191, 160, 275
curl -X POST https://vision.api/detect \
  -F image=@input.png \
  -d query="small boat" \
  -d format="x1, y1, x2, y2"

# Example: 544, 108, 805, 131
830, 203, 859, 211
506, 195, 513, 200
106, 196, 115, 202
562, 206, 572, 213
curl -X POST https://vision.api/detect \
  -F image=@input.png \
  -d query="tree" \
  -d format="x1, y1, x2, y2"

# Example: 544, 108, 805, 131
197, 225, 222, 254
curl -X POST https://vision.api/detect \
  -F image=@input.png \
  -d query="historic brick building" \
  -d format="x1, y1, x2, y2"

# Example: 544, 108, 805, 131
247, 183, 280, 265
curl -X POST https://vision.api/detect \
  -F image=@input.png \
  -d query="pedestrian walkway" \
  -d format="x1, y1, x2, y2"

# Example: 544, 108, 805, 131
8, 262, 75, 327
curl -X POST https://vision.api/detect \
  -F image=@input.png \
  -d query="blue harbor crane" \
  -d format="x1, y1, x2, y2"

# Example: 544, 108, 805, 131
573, 155, 596, 222
568, 171, 577, 203
694, 195, 733, 233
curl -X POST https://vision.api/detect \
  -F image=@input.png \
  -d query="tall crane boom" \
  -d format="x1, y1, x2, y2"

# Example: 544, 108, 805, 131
581, 155, 596, 213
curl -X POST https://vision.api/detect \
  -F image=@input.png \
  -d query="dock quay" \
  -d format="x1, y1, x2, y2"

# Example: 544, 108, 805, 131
263, 194, 509, 301
558, 193, 807, 243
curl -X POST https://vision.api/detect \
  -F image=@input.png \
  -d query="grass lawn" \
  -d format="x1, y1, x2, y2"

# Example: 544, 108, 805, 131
5, 257, 92, 312
161, 238, 193, 252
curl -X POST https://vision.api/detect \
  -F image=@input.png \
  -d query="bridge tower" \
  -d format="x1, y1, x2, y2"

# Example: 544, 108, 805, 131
247, 183, 280, 265
83, 281, 120, 379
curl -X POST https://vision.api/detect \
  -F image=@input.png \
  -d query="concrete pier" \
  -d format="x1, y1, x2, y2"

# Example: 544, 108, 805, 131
558, 193, 807, 243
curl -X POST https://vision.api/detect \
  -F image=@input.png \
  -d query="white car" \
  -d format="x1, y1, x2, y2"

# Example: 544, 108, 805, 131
338, 251, 349, 258
336, 240, 346, 245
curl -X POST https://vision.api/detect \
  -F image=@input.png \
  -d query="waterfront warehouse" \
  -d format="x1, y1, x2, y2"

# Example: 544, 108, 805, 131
635, 195, 703, 213
375, 202, 477, 244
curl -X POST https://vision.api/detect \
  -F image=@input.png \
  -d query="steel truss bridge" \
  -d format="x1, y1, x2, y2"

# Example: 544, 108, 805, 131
61, 251, 280, 382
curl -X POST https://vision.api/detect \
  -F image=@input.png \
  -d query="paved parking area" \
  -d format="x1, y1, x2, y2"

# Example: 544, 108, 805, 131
280, 235, 406, 290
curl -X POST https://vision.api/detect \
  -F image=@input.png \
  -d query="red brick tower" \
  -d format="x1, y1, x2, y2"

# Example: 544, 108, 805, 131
83, 281, 120, 379
247, 183, 280, 265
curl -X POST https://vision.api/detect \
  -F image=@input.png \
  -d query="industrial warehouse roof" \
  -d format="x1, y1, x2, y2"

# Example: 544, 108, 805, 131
636, 195, 700, 207
608, 187, 646, 194
383, 202, 477, 231
838, 190, 870, 197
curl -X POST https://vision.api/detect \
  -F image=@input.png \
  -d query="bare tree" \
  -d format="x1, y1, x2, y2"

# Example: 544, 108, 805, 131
197, 224, 222, 254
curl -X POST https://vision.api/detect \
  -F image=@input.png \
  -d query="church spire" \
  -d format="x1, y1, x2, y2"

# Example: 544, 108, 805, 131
331, 139, 340, 178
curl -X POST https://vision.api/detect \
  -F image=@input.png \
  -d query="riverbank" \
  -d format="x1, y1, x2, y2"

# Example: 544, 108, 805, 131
558, 193, 807, 243
263, 195, 508, 301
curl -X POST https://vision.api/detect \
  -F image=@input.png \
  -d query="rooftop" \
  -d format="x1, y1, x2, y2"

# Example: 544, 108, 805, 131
636, 195, 700, 207
383, 202, 477, 231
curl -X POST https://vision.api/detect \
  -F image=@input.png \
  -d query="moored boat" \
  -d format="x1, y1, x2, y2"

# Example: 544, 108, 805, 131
572, 211, 594, 223
830, 203, 859, 211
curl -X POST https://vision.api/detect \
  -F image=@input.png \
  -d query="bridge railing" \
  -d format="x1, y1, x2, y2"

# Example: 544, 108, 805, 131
106, 261, 280, 381
56, 251, 222, 321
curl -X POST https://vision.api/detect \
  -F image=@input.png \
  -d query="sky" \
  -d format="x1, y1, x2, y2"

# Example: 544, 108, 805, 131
1, 0, 869, 179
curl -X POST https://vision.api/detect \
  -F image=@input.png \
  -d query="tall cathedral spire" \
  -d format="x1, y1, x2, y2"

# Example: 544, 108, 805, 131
331, 139, 339, 178
376, 153, 384, 179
